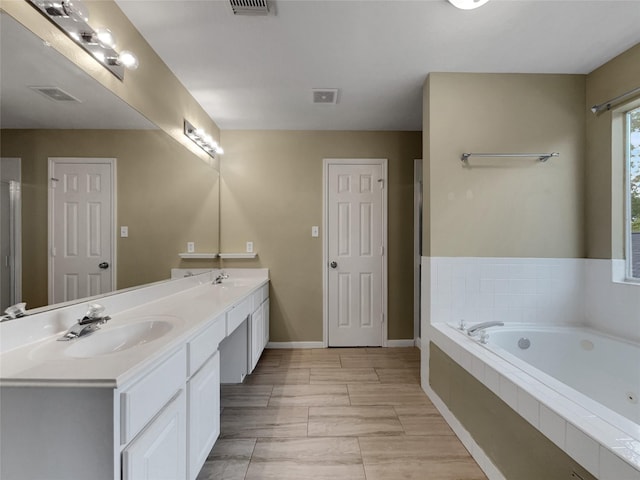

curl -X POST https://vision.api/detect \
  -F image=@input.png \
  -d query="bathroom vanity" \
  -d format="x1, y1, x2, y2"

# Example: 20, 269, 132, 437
0, 269, 269, 480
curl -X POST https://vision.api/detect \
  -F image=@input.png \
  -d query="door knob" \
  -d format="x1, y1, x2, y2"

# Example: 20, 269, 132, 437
98, 262, 109, 269
330, 261, 337, 269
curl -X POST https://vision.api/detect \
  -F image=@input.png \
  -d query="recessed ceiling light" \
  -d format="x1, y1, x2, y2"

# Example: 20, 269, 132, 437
447, 0, 490, 10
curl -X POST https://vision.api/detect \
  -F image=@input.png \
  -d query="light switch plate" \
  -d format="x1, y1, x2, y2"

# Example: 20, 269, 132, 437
246, 241, 254, 253
187, 242, 195, 253
312, 226, 319, 237
120, 226, 128, 237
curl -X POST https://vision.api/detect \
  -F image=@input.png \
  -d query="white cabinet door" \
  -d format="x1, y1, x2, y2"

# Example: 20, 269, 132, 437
249, 306, 263, 372
122, 390, 187, 480
187, 352, 220, 480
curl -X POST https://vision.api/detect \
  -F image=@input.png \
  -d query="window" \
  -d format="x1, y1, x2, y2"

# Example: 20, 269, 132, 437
627, 106, 640, 279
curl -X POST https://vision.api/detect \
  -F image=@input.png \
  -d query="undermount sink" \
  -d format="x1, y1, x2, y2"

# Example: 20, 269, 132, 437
28, 315, 182, 361
65, 320, 174, 358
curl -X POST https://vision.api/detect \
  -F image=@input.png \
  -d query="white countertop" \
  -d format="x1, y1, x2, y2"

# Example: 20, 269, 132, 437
0, 273, 268, 388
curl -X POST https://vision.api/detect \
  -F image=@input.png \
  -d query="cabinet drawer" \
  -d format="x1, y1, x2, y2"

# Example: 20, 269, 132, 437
226, 297, 251, 335
251, 289, 263, 313
121, 347, 187, 444
188, 315, 225, 376
251, 283, 269, 312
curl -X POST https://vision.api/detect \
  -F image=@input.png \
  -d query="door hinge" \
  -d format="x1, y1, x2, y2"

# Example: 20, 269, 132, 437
50, 177, 59, 188
380, 246, 384, 256
377, 178, 385, 189
51, 247, 56, 257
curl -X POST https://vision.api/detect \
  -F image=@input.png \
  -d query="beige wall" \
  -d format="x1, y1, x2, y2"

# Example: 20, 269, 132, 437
1, 0, 220, 165
585, 43, 640, 259
423, 73, 586, 258
1, 129, 219, 308
219, 131, 421, 342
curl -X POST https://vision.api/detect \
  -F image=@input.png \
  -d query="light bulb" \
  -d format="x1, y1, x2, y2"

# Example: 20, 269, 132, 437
215, 146, 224, 155
118, 50, 139, 70
447, 0, 490, 10
62, 0, 89, 22
95, 28, 116, 49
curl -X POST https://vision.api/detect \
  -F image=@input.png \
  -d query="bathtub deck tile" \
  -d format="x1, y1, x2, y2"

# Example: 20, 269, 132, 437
566, 424, 600, 478
599, 446, 640, 480
498, 375, 518, 411
517, 388, 540, 428
540, 404, 566, 449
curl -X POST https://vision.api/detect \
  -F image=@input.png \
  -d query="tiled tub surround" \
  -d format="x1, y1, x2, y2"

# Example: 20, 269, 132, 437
421, 257, 640, 480
425, 256, 640, 342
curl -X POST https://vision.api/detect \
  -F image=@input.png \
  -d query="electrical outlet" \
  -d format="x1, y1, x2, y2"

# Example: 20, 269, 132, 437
246, 241, 254, 253
120, 226, 128, 237
187, 242, 195, 253
312, 226, 319, 237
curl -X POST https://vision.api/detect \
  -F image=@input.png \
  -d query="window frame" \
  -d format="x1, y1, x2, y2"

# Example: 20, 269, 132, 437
625, 105, 640, 282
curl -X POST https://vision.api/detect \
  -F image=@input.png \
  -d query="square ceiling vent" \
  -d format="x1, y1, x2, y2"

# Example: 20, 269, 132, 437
312, 89, 339, 105
229, 0, 270, 15
29, 86, 81, 103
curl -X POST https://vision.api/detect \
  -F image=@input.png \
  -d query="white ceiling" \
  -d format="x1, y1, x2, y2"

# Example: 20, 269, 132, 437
0, 13, 156, 130
117, 0, 640, 131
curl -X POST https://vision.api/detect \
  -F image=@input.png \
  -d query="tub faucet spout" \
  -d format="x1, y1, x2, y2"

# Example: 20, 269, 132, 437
466, 321, 504, 336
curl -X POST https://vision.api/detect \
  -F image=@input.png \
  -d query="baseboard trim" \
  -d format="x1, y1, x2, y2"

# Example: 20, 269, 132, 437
266, 340, 419, 349
266, 341, 324, 349
387, 339, 417, 347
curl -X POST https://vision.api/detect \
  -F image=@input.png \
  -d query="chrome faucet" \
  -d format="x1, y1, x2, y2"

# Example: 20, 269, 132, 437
58, 303, 111, 341
213, 271, 229, 285
466, 321, 504, 336
0, 303, 27, 322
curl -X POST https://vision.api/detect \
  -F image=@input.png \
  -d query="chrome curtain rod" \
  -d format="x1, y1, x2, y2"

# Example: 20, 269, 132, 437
591, 85, 640, 114
461, 152, 559, 163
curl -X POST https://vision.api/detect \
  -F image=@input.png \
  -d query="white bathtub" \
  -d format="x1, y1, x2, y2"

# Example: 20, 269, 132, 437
484, 325, 639, 432
427, 322, 640, 479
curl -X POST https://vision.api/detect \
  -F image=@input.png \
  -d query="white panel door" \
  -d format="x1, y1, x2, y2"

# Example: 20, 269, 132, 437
50, 158, 114, 304
327, 162, 385, 347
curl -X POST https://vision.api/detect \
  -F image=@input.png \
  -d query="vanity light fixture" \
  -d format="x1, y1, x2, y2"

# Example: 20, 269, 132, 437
184, 120, 224, 159
447, 0, 490, 10
27, 0, 139, 81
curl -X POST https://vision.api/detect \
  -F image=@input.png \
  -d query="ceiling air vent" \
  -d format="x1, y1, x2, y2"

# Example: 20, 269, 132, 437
229, 0, 270, 15
312, 89, 339, 105
29, 86, 81, 103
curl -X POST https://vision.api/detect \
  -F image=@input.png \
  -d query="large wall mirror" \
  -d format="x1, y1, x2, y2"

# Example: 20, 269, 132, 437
0, 12, 220, 311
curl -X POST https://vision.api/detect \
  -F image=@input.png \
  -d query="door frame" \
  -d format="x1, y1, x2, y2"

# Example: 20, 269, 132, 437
1, 157, 22, 308
414, 159, 422, 343
322, 158, 388, 348
48, 157, 117, 304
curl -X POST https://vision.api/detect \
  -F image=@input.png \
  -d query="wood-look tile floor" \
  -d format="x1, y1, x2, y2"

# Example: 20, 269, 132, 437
197, 347, 487, 480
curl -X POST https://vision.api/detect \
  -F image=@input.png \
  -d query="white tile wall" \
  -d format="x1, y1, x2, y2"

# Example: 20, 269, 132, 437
429, 257, 585, 327
426, 257, 639, 343
584, 259, 640, 343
